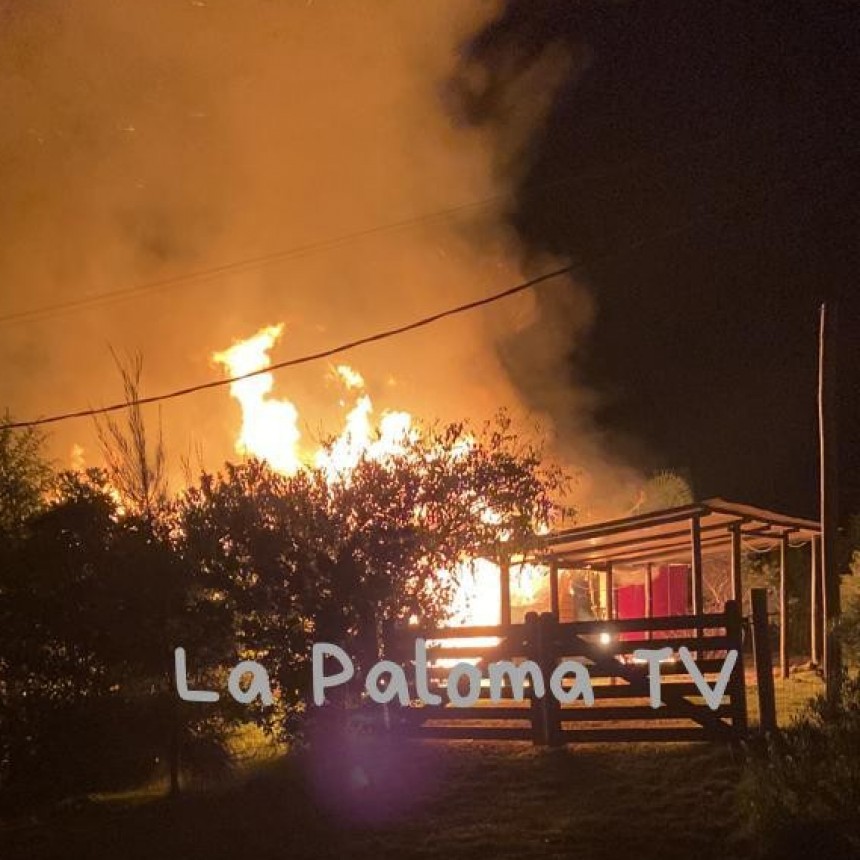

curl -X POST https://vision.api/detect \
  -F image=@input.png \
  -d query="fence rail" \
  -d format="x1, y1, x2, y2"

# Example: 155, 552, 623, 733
383, 600, 750, 746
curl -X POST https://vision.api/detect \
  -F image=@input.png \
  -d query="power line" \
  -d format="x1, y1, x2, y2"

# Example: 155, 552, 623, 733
2, 265, 573, 431
0, 194, 511, 327
0, 155, 635, 327
0, 112, 836, 328
3, 149, 851, 432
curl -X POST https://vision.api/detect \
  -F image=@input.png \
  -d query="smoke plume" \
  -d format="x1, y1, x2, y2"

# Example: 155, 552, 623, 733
0, 0, 641, 519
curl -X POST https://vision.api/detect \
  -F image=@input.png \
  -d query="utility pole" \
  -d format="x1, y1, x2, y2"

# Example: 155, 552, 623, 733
819, 302, 842, 699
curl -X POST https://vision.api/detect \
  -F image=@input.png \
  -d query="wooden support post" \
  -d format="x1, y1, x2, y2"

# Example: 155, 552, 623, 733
724, 599, 748, 737
819, 302, 842, 700
500, 558, 511, 627
691, 517, 705, 658
730, 523, 743, 605
779, 533, 789, 679
645, 562, 654, 640
750, 588, 777, 733
605, 562, 614, 620
525, 611, 561, 747
604, 562, 616, 686
539, 612, 562, 747
691, 516, 704, 616
811, 535, 821, 666
549, 560, 560, 617
524, 612, 543, 745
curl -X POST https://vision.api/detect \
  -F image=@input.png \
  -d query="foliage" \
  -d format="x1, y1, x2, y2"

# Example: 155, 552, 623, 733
0, 407, 567, 802
94, 352, 167, 518
634, 469, 693, 514
840, 513, 860, 578
744, 542, 815, 657
0, 468, 237, 806
740, 672, 860, 857
826, 514, 860, 666
840, 570, 860, 667
177, 415, 569, 740
0, 470, 130, 802
0, 416, 53, 538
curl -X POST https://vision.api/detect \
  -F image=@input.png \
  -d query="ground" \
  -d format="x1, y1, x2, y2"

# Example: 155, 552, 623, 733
1, 739, 747, 860
3, 669, 830, 860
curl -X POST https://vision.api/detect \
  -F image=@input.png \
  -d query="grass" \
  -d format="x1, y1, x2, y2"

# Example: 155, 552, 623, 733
2, 666, 829, 859
1, 738, 749, 860
743, 665, 826, 728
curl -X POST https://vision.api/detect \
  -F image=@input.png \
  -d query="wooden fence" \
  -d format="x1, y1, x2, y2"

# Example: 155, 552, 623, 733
383, 600, 749, 745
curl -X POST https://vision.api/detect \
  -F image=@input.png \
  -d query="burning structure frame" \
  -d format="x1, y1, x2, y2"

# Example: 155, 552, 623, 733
506, 498, 824, 678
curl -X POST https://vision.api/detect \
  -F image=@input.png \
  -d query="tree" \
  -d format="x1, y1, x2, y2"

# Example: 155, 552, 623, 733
741, 672, 860, 855
0, 464, 238, 806
178, 414, 569, 740
0, 417, 56, 800
92, 354, 234, 796
837, 514, 860, 665
0, 416, 53, 539
0, 469, 134, 802
632, 470, 694, 515
94, 352, 167, 518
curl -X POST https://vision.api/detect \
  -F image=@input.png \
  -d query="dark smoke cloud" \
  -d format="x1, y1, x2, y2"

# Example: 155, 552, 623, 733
446, 0, 860, 517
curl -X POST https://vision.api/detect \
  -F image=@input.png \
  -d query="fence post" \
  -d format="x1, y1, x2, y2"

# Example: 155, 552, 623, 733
539, 612, 562, 747
524, 612, 544, 745
724, 599, 748, 737
750, 588, 777, 733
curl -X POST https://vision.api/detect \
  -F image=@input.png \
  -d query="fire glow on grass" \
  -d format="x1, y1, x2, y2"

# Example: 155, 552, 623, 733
213, 324, 548, 627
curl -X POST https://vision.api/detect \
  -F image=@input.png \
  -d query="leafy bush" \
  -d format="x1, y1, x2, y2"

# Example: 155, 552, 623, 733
740, 673, 860, 857
0, 695, 161, 810
840, 573, 860, 668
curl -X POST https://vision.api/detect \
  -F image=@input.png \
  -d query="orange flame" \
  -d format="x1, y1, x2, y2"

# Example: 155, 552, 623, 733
213, 324, 548, 625
212, 324, 302, 475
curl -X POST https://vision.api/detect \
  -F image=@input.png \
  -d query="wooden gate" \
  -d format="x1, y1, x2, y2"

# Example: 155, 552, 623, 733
383, 600, 747, 745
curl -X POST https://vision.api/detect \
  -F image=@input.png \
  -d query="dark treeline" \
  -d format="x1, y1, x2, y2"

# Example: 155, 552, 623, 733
0, 408, 567, 809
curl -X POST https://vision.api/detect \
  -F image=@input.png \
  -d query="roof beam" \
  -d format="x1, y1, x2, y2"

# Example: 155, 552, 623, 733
554, 532, 732, 568
609, 538, 733, 567
702, 499, 820, 533
543, 503, 707, 546
546, 516, 747, 563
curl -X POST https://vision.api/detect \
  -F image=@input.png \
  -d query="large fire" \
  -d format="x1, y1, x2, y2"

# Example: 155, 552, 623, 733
212, 325, 302, 475
213, 324, 547, 626
212, 324, 415, 479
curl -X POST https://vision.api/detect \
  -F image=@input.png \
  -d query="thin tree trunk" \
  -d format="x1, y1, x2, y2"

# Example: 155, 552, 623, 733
167, 660, 181, 797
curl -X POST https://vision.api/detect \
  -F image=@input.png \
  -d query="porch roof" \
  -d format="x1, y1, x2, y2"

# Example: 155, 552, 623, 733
542, 498, 820, 569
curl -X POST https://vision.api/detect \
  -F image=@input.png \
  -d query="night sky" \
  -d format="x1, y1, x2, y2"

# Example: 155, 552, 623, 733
455, 0, 859, 520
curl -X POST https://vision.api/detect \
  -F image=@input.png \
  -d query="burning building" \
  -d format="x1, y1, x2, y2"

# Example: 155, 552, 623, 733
212, 322, 822, 660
